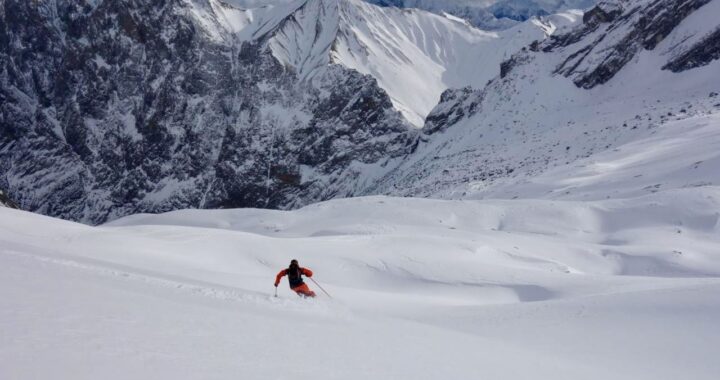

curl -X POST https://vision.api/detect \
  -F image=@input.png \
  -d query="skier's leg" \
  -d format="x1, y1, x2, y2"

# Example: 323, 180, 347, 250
292, 284, 316, 298
301, 284, 316, 298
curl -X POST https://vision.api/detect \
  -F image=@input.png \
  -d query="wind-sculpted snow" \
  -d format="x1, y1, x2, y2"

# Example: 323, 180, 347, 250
2, 190, 720, 378
108, 190, 720, 283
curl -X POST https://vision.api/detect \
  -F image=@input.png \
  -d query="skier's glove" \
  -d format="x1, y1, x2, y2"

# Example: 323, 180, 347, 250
274, 283, 278, 287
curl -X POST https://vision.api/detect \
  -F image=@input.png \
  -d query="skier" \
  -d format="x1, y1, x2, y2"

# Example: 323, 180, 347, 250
274, 259, 316, 298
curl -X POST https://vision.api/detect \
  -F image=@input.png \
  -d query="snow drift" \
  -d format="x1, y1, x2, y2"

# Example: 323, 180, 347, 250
2, 186, 720, 379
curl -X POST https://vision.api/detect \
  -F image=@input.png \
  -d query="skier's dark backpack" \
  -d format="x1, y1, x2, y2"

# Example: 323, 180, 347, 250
287, 263, 304, 288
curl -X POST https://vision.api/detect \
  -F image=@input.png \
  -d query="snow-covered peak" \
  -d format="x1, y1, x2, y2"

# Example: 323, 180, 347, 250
182, 0, 307, 42
182, 0, 582, 127
254, 0, 579, 126
331, 0, 503, 126
266, 0, 340, 81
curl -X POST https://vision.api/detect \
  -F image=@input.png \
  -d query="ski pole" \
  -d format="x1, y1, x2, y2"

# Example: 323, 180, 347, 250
310, 278, 332, 299
274, 286, 278, 298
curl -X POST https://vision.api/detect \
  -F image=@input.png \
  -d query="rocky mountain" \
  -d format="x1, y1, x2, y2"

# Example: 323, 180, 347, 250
227, 0, 572, 127
1, 0, 718, 224
0, 189, 18, 208
0, 0, 421, 223
369, 0, 720, 200
1, 0, 577, 224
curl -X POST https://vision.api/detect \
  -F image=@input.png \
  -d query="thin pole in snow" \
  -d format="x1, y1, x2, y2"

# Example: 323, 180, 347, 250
310, 278, 332, 299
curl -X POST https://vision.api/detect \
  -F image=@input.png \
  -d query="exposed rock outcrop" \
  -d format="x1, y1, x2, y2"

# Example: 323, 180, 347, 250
548, 0, 712, 88
663, 28, 720, 72
0, 189, 19, 209
0, 0, 416, 223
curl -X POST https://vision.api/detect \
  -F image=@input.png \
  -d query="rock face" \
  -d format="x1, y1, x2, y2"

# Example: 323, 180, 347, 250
547, 0, 712, 89
0, 0, 417, 223
663, 27, 720, 72
2, 0, 718, 223
423, 87, 477, 135
0, 189, 18, 209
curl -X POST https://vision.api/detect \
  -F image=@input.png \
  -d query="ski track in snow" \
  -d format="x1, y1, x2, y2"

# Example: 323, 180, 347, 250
0, 248, 340, 315
2, 191, 720, 379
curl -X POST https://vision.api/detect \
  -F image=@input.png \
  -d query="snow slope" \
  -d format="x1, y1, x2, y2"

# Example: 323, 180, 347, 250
2, 186, 720, 379
330, 1, 582, 126
371, 0, 720, 199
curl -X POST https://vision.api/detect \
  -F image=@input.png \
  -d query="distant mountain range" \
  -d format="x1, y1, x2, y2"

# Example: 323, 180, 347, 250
1, 0, 718, 223
227, 0, 598, 29
366, 0, 597, 28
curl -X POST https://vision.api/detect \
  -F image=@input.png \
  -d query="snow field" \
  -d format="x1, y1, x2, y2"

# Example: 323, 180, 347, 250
2, 186, 720, 379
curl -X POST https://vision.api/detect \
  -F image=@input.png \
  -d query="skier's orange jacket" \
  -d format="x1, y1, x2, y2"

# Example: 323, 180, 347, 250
275, 267, 313, 287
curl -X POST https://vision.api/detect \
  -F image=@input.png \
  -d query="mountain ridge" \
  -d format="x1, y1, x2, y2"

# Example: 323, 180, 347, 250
0, 0, 417, 223
368, 0, 720, 201
1, 0, 718, 224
